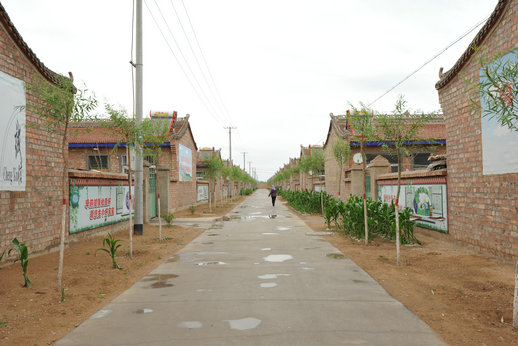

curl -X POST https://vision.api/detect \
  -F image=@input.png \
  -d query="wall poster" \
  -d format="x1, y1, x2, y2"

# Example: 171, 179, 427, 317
178, 144, 193, 181
378, 182, 448, 233
0, 71, 26, 191
197, 184, 208, 202
69, 180, 134, 234
480, 48, 518, 175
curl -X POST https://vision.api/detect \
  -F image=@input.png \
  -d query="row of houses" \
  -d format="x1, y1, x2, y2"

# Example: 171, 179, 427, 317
0, 3, 252, 257
271, 0, 518, 260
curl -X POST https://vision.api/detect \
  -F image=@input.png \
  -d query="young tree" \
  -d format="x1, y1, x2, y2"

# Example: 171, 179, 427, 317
103, 104, 141, 257
348, 103, 377, 245
332, 139, 351, 197
375, 96, 435, 265
141, 118, 170, 240
24, 74, 97, 292
202, 154, 224, 213
299, 150, 326, 213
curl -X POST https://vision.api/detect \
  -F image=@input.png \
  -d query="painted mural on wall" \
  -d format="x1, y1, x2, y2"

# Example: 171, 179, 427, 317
197, 184, 208, 202
480, 48, 518, 175
378, 183, 448, 233
69, 180, 134, 234
178, 144, 193, 181
0, 71, 26, 191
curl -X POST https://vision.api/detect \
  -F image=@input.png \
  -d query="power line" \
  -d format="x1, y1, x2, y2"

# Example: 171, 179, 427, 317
143, 0, 225, 126
168, 0, 233, 125
150, 0, 228, 126
369, 13, 491, 107
180, 0, 235, 125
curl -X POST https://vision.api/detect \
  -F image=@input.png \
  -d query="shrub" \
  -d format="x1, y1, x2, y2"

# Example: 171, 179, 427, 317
162, 212, 175, 226
188, 205, 197, 215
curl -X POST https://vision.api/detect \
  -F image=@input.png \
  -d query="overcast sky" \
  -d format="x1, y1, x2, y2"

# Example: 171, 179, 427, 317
2, 0, 498, 181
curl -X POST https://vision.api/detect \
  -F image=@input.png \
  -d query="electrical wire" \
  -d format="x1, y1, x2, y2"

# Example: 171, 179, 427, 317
151, 0, 228, 126
144, 0, 226, 126
180, 0, 234, 125
169, 0, 233, 125
369, 13, 491, 107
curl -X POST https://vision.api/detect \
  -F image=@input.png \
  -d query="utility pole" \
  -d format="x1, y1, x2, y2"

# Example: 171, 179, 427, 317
241, 152, 247, 171
224, 127, 236, 196
134, 0, 144, 235
249, 162, 252, 175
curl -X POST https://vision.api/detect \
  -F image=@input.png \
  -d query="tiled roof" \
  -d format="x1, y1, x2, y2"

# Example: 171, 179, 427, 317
0, 2, 66, 85
435, 0, 510, 90
68, 116, 193, 145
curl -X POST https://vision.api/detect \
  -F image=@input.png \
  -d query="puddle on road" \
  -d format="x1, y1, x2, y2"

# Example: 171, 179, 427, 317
276, 226, 290, 231
353, 279, 368, 284
207, 233, 219, 237
196, 288, 213, 292
249, 212, 262, 215
261, 248, 271, 251
301, 267, 315, 271
258, 274, 290, 279
199, 242, 214, 246
268, 215, 277, 219
143, 274, 178, 288
263, 254, 293, 262
166, 255, 179, 263
194, 251, 228, 255
196, 261, 226, 266
260, 282, 277, 288
135, 308, 153, 314
226, 317, 261, 330
177, 321, 203, 329
262, 232, 278, 235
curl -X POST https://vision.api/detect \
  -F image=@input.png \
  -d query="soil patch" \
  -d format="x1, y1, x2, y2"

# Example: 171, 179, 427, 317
174, 196, 246, 218
290, 200, 518, 345
0, 224, 203, 345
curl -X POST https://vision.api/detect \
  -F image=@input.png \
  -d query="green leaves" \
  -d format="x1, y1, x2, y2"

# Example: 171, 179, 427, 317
8, 238, 31, 287
96, 233, 123, 269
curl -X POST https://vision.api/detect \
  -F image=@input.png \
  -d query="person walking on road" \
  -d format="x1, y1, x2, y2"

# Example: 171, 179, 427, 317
268, 185, 277, 206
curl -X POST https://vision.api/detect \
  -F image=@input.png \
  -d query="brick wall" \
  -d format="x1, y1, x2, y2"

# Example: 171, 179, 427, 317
169, 127, 197, 210
0, 20, 64, 255
437, 0, 518, 259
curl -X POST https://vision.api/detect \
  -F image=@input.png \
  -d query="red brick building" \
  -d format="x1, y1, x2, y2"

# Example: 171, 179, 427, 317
323, 113, 446, 200
68, 114, 199, 213
436, 0, 518, 258
0, 4, 68, 255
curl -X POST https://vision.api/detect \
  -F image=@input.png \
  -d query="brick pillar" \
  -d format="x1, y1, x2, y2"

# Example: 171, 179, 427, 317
368, 155, 391, 201
157, 164, 170, 214
350, 163, 363, 197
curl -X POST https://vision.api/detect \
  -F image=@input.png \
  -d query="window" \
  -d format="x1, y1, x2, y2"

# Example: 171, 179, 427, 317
88, 155, 108, 170
144, 155, 155, 165
412, 153, 430, 170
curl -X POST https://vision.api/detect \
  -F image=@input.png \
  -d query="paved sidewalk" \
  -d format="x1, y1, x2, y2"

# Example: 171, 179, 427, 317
56, 191, 445, 346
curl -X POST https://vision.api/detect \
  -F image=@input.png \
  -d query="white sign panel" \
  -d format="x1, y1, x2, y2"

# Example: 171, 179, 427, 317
69, 183, 134, 234
0, 71, 26, 191
378, 183, 448, 233
197, 184, 208, 202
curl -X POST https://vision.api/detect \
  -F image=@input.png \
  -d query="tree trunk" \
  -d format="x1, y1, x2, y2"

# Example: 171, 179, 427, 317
396, 151, 402, 266
156, 158, 162, 240
361, 142, 368, 246
127, 146, 133, 258
57, 122, 69, 293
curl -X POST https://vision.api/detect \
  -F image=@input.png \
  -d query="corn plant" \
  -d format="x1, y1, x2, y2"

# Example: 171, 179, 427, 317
162, 212, 175, 227
96, 233, 123, 269
8, 238, 31, 287
189, 205, 197, 215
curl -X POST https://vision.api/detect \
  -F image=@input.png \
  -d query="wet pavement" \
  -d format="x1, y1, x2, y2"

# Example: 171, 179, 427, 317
56, 191, 445, 345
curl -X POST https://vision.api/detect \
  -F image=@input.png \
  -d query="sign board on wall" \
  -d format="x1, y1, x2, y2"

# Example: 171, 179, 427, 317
69, 180, 134, 234
480, 48, 518, 175
178, 144, 192, 181
0, 71, 26, 191
378, 183, 448, 233
197, 184, 208, 202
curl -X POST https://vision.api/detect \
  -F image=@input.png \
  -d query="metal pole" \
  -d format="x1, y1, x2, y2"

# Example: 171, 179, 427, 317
224, 127, 236, 195
249, 162, 252, 175
241, 152, 247, 171
134, 0, 144, 235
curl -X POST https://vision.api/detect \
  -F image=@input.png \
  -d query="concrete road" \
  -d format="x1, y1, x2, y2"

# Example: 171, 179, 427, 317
56, 191, 445, 346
